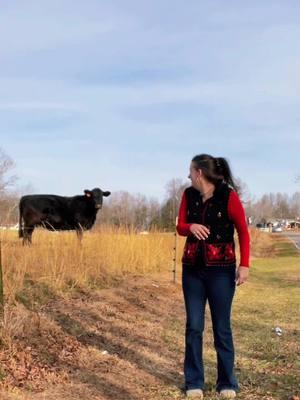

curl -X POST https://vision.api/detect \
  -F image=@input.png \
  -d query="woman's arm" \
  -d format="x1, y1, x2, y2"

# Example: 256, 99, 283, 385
228, 190, 250, 268
176, 191, 192, 236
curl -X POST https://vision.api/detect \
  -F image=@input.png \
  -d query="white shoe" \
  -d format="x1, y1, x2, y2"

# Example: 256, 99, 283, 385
219, 389, 236, 398
186, 388, 204, 398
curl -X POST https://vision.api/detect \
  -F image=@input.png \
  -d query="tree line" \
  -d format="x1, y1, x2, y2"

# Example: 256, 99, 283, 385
0, 147, 300, 230
244, 192, 300, 223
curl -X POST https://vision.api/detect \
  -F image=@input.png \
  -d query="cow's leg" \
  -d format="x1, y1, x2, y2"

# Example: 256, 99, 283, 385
76, 229, 83, 242
23, 226, 34, 245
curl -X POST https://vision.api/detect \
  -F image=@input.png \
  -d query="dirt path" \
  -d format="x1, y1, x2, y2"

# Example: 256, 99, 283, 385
1, 273, 187, 400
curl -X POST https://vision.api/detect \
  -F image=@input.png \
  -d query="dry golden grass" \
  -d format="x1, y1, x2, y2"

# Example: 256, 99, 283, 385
249, 227, 275, 258
0, 226, 185, 305
0, 226, 273, 306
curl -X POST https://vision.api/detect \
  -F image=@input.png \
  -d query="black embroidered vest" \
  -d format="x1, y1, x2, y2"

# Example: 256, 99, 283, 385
182, 182, 236, 267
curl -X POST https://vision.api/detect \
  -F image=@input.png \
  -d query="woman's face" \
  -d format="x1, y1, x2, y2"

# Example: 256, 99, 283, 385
188, 162, 202, 189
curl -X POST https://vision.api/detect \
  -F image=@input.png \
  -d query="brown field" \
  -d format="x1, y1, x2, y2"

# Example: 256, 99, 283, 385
0, 227, 299, 400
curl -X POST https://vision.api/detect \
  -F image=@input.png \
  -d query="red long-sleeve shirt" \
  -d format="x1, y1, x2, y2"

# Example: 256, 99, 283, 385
177, 190, 250, 267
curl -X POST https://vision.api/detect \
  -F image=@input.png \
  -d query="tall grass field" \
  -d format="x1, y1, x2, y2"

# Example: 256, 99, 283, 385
0, 226, 298, 399
0, 226, 183, 304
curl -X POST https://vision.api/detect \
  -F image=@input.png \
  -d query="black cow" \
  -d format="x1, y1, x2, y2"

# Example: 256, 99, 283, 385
18, 188, 111, 244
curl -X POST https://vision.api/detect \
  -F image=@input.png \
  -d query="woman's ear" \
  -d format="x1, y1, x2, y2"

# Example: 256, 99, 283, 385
84, 189, 92, 197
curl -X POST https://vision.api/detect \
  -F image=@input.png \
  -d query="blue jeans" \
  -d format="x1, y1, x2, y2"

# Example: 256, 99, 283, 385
182, 264, 239, 393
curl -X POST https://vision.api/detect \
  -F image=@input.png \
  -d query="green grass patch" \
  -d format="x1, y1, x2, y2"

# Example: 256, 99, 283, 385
272, 234, 300, 257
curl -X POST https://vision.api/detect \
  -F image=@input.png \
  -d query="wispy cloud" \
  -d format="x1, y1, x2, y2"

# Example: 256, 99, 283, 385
0, 101, 85, 112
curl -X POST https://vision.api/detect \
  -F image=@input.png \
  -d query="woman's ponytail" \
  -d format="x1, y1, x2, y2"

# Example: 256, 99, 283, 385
214, 157, 240, 193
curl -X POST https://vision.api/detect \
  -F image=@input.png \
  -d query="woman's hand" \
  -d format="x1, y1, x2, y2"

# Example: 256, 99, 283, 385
235, 266, 249, 286
189, 224, 210, 240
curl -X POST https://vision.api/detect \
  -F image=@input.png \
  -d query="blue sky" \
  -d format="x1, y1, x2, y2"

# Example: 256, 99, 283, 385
1, 0, 299, 201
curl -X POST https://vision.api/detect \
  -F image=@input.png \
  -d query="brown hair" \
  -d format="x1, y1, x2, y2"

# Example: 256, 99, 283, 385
192, 153, 239, 192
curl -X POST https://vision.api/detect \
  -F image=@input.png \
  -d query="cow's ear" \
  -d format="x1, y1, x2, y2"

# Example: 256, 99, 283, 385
84, 189, 92, 198
103, 191, 111, 197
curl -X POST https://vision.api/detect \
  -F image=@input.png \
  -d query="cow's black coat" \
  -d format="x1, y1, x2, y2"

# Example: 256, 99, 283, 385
18, 188, 110, 244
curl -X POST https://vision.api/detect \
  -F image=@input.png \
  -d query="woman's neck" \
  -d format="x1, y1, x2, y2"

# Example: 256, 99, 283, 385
200, 182, 215, 202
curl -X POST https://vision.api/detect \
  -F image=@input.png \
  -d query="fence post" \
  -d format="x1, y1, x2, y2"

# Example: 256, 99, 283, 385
172, 217, 178, 283
0, 240, 4, 321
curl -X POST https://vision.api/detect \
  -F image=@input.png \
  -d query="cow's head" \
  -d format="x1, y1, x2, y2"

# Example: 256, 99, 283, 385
84, 188, 111, 210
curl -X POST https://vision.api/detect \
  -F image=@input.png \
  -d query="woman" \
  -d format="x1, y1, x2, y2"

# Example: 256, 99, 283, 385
176, 154, 250, 399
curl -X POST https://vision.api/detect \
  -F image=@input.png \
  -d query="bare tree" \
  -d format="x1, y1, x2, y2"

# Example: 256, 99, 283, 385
0, 148, 18, 225
0, 147, 17, 197
98, 191, 152, 229
160, 178, 189, 230
290, 192, 300, 219
147, 198, 161, 229
235, 177, 251, 202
